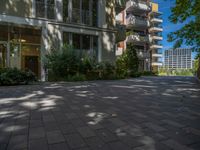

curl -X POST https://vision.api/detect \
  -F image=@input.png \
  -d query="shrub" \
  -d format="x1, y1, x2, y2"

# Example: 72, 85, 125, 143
95, 62, 116, 80
67, 74, 86, 82
46, 45, 80, 78
116, 53, 129, 79
45, 44, 141, 82
126, 43, 139, 74
141, 71, 157, 76
0, 68, 37, 86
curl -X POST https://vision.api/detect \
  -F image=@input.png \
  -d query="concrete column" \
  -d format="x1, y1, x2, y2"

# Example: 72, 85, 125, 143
68, 0, 72, 22
98, 34, 102, 62
56, 0, 63, 22
32, 0, 36, 18
40, 23, 48, 81
98, 0, 106, 28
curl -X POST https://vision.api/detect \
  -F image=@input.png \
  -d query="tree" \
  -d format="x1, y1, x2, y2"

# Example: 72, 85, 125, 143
167, 0, 200, 57
126, 43, 139, 74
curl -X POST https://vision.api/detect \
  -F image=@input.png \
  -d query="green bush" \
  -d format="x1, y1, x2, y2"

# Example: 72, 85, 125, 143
141, 71, 157, 76
116, 53, 129, 79
45, 44, 141, 81
0, 68, 37, 86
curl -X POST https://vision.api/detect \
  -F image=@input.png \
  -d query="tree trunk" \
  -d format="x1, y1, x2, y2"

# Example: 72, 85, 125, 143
198, 58, 200, 79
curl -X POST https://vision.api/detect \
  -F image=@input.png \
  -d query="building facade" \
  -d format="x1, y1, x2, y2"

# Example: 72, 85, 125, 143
116, 0, 163, 72
164, 48, 193, 69
0, 0, 118, 81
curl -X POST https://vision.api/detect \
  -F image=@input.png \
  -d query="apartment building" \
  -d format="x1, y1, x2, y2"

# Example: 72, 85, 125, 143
116, 0, 163, 72
0, 0, 118, 81
164, 48, 193, 69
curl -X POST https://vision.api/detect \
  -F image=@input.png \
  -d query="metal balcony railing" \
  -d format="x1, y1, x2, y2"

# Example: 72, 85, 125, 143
126, 15, 149, 27
126, 0, 151, 12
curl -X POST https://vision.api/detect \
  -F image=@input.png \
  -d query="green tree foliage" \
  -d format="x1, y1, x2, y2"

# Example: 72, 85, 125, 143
167, 0, 200, 56
126, 43, 139, 74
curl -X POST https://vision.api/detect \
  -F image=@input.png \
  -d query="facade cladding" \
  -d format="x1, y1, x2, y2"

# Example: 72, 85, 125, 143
0, 0, 162, 80
164, 48, 193, 69
116, 0, 163, 72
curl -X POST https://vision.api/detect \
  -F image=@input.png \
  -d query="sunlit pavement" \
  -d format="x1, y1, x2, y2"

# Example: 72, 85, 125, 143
0, 76, 200, 150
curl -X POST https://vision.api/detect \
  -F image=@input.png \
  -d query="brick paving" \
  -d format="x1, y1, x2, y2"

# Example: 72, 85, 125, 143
0, 76, 200, 150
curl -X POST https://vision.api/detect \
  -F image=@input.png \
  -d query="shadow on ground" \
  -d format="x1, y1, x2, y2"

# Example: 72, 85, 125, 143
0, 76, 200, 150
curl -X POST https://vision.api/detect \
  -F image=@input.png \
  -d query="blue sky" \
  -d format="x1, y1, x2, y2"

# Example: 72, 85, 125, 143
152, 0, 196, 59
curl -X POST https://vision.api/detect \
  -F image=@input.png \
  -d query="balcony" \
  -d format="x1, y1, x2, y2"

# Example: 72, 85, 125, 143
150, 44, 163, 49
126, 15, 149, 29
126, 34, 149, 44
116, 0, 126, 14
126, 0, 151, 13
150, 35, 163, 41
152, 53, 163, 58
149, 27, 163, 33
151, 18, 163, 23
152, 62, 163, 66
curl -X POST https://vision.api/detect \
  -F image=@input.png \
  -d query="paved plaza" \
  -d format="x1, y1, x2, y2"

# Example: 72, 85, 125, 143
0, 76, 200, 150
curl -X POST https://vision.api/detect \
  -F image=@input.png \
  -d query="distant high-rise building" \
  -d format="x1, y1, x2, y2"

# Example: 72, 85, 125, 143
164, 48, 192, 69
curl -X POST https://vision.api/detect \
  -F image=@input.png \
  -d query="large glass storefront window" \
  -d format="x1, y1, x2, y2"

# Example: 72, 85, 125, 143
63, 32, 98, 59
0, 43, 7, 68
0, 25, 41, 77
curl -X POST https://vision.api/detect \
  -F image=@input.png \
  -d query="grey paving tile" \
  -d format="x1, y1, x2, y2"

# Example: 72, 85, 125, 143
49, 142, 69, 150
96, 129, 118, 143
29, 138, 48, 150
46, 130, 65, 144
108, 141, 131, 150
64, 133, 86, 149
29, 127, 45, 140
162, 139, 194, 150
85, 137, 110, 150
77, 126, 96, 138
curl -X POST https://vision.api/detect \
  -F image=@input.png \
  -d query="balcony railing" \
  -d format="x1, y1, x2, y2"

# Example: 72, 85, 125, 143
149, 27, 163, 32
126, 0, 151, 12
126, 15, 149, 28
127, 34, 149, 44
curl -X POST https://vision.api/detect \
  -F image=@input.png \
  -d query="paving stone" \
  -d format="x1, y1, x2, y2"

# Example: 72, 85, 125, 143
7, 134, 27, 150
46, 130, 65, 144
29, 127, 45, 140
29, 138, 48, 150
145, 122, 167, 132
162, 119, 185, 128
77, 126, 96, 138
108, 141, 131, 150
1, 77, 200, 150
96, 129, 118, 143
49, 142, 69, 150
162, 139, 194, 150
59, 124, 76, 134
0, 143, 7, 150
44, 122, 59, 131
85, 137, 110, 150
64, 133, 86, 149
